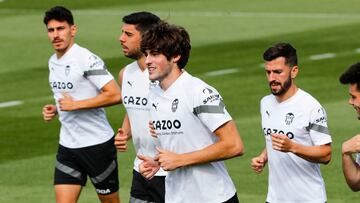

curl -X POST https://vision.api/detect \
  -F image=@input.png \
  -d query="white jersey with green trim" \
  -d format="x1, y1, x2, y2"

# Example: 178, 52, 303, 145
121, 61, 166, 176
48, 43, 114, 148
260, 89, 332, 203
149, 71, 236, 203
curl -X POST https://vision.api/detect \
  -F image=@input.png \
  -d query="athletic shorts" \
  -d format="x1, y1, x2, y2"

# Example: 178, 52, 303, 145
130, 170, 165, 203
54, 137, 119, 195
223, 193, 239, 203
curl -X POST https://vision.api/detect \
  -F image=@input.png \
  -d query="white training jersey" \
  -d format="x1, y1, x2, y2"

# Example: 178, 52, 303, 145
260, 89, 332, 203
48, 43, 115, 148
149, 71, 236, 203
121, 61, 166, 176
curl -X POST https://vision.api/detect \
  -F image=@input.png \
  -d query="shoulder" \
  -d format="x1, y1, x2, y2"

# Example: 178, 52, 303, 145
260, 94, 274, 106
297, 89, 322, 108
74, 44, 105, 69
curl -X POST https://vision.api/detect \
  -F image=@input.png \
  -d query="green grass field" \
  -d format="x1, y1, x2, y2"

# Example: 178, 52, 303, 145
1, 0, 360, 202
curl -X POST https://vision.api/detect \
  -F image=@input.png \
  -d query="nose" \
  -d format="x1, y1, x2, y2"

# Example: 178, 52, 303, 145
119, 33, 125, 43
145, 54, 152, 65
268, 72, 276, 82
348, 98, 354, 105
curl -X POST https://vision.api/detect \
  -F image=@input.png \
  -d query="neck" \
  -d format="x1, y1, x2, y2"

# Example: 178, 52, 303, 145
275, 84, 298, 103
160, 67, 182, 91
137, 56, 147, 71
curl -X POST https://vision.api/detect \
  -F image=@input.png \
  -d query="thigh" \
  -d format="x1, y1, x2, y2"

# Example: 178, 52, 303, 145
98, 191, 120, 203
54, 145, 87, 186
55, 184, 82, 203
76, 137, 119, 195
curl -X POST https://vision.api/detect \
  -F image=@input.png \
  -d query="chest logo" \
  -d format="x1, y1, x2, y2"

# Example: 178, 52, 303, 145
152, 102, 159, 111
172, 99, 179, 112
285, 112, 295, 125
127, 81, 133, 87
65, 65, 70, 77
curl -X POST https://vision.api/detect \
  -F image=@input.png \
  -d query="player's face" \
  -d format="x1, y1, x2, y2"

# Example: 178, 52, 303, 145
144, 50, 174, 82
348, 83, 360, 120
47, 20, 76, 57
265, 57, 297, 96
119, 24, 142, 60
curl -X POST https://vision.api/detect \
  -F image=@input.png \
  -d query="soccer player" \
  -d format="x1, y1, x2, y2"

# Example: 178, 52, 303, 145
339, 62, 360, 191
42, 6, 121, 203
251, 42, 332, 203
138, 21, 244, 203
113, 12, 167, 202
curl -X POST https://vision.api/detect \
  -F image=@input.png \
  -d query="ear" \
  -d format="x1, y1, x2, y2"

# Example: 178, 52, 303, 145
291, 65, 298, 79
70, 25, 77, 37
172, 55, 181, 63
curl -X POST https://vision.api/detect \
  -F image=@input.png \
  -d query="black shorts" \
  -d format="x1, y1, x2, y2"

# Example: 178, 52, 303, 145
223, 193, 239, 203
54, 137, 119, 195
130, 170, 165, 203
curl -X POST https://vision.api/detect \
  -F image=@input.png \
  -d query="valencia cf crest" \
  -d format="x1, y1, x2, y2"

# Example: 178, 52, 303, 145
65, 65, 71, 77
285, 112, 294, 125
172, 98, 179, 112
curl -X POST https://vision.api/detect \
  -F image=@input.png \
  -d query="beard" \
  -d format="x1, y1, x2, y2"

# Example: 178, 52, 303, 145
125, 48, 142, 60
269, 75, 292, 96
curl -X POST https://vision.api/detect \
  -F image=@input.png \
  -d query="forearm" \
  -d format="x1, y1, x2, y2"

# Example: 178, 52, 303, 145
342, 153, 360, 191
179, 121, 244, 167
291, 143, 331, 164
122, 113, 132, 139
75, 91, 121, 110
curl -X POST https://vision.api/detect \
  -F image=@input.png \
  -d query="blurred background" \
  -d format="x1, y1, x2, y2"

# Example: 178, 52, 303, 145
1, 0, 359, 202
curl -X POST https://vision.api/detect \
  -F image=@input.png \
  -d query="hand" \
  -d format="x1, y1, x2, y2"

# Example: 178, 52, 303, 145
114, 128, 128, 152
138, 154, 160, 180
342, 134, 360, 155
156, 147, 182, 171
149, 120, 157, 138
58, 93, 76, 111
271, 133, 294, 152
42, 104, 57, 122
251, 155, 267, 173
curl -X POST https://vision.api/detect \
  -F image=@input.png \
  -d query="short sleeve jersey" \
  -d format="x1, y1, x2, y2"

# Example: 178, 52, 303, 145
48, 44, 114, 148
121, 61, 166, 176
260, 89, 332, 203
149, 71, 236, 203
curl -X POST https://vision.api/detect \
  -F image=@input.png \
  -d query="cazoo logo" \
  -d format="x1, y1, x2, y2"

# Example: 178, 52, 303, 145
153, 120, 181, 130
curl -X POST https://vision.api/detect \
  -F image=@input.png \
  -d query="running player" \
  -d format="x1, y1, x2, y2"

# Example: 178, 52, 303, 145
138, 21, 244, 203
42, 6, 121, 203
113, 12, 167, 203
339, 62, 360, 191
251, 42, 332, 203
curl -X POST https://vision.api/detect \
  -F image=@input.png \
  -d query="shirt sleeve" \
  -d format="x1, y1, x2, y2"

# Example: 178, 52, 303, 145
83, 54, 114, 89
192, 85, 232, 132
308, 105, 332, 145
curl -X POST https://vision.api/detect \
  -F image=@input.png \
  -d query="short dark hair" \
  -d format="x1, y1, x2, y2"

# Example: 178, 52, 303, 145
263, 42, 297, 67
140, 21, 191, 69
122, 12, 160, 34
43, 6, 74, 25
339, 62, 360, 91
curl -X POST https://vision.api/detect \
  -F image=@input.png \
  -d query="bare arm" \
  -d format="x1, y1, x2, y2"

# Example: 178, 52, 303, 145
58, 80, 121, 111
42, 104, 58, 122
251, 148, 268, 173
271, 133, 331, 164
342, 135, 360, 191
156, 120, 244, 171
